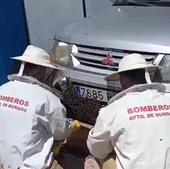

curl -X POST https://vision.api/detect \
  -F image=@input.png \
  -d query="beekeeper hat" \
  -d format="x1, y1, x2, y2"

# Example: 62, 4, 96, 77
105, 53, 159, 81
11, 45, 62, 70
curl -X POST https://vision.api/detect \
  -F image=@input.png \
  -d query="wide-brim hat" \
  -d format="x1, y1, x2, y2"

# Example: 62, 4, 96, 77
11, 45, 62, 69
105, 53, 159, 81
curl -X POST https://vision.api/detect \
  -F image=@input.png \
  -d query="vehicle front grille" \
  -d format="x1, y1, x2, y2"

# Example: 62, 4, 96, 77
73, 44, 157, 75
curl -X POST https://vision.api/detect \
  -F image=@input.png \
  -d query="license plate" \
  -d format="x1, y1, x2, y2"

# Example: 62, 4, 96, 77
75, 85, 110, 102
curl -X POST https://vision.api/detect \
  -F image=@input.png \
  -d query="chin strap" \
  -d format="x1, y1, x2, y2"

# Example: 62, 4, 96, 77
145, 69, 152, 84
18, 62, 25, 76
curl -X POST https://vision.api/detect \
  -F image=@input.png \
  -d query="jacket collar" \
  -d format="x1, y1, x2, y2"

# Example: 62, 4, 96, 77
8, 74, 62, 99
108, 83, 165, 104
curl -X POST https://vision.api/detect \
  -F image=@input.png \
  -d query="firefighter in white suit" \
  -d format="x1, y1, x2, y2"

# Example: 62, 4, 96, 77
0, 45, 76, 169
87, 53, 170, 169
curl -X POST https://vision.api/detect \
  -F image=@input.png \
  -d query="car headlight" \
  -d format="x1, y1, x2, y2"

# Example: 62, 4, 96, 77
50, 41, 79, 68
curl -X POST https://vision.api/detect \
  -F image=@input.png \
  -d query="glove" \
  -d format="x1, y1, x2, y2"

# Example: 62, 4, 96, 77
52, 140, 65, 156
71, 120, 81, 131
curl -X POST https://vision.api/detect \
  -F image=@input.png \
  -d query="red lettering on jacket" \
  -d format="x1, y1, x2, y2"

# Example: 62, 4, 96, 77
24, 101, 29, 107
0, 95, 30, 107
127, 108, 133, 114
127, 105, 170, 114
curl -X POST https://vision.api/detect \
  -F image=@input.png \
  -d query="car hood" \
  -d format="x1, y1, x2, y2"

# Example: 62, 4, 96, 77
55, 6, 170, 54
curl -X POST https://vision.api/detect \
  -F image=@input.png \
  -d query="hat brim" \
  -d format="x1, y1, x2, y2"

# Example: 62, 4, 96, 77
105, 65, 160, 81
11, 55, 63, 70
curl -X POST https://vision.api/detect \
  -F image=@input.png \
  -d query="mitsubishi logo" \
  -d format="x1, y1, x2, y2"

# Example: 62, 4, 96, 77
102, 52, 114, 65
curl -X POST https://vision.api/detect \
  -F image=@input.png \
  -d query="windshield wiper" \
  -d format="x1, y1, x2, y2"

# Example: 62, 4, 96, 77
111, 0, 155, 6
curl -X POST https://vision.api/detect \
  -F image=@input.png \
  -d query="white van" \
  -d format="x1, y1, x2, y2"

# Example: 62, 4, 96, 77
54, 0, 170, 104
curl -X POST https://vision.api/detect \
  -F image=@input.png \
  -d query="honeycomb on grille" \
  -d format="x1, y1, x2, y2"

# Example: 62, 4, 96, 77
63, 85, 106, 125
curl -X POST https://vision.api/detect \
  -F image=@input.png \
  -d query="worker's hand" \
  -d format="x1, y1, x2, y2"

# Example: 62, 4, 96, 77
66, 118, 81, 131
73, 120, 81, 130
52, 140, 65, 156
71, 120, 81, 131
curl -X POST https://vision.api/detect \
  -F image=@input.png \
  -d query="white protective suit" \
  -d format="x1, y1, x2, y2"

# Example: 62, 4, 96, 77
87, 83, 170, 169
0, 75, 73, 169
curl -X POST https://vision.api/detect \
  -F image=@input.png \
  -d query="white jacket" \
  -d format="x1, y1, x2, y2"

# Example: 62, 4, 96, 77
0, 75, 73, 169
87, 83, 170, 169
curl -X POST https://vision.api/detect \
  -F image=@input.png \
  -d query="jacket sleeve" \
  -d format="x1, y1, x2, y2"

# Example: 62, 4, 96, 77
87, 108, 113, 159
37, 99, 74, 141
46, 102, 74, 140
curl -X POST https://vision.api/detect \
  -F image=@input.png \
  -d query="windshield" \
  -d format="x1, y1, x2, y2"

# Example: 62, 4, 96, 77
111, 0, 170, 6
